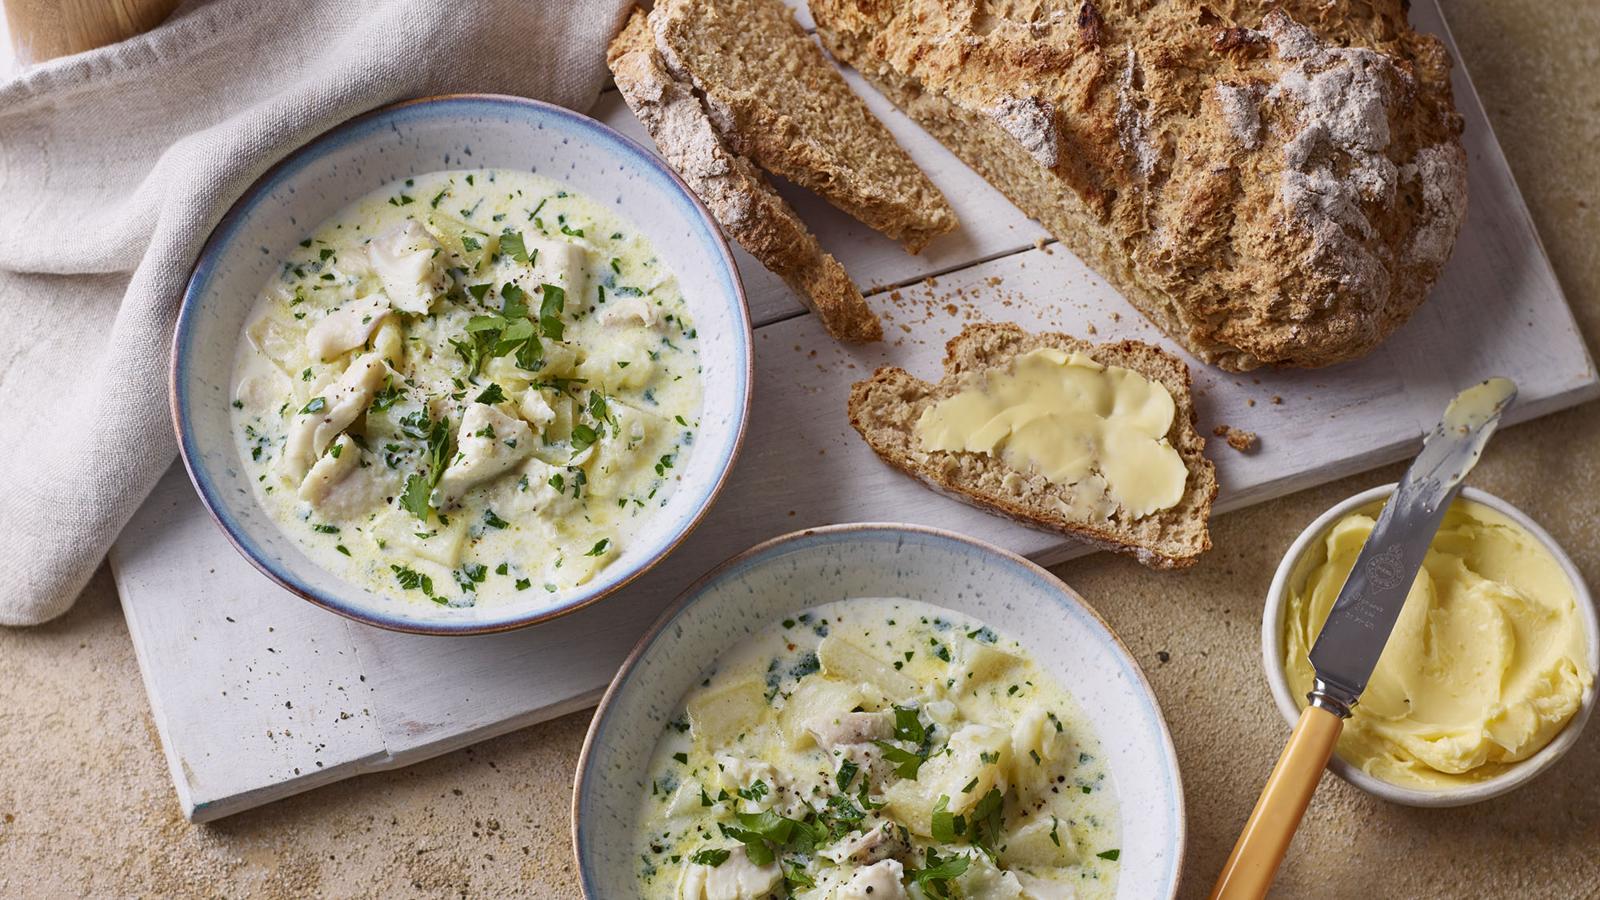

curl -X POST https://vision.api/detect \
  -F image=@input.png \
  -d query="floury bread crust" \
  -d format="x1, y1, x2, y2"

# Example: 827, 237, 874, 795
653, 0, 958, 254
848, 323, 1216, 569
811, 0, 1469, 371
607, 10, 882, 342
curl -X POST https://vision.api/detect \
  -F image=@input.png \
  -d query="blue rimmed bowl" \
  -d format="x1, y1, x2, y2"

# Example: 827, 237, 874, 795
572, 524, 1186, 898
171, 95, 753, 635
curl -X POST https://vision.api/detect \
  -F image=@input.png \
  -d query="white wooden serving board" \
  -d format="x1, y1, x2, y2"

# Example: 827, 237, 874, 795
109, 0, 1596, 821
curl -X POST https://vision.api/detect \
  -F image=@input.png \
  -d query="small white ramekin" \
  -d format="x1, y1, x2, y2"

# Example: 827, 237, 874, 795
1261, 484, 1600, 807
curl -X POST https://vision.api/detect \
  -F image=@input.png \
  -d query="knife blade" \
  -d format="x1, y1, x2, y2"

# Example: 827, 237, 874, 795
1305, 377, 1518, 717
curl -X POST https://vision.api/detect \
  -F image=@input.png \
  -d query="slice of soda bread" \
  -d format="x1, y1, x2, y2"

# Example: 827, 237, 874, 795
849, 322, 1217, 569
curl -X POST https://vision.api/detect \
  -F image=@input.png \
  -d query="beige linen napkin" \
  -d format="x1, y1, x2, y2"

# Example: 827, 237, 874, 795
0, 0, 630, 625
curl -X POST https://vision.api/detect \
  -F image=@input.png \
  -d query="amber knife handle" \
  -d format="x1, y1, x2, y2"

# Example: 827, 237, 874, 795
1209, 705, 1344, 900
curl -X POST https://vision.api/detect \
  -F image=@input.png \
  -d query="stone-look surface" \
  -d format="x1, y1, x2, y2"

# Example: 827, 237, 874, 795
2, 1, 1597, 895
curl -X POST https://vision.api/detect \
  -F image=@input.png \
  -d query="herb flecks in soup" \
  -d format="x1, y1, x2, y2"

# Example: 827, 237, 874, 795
635, 598, 1121, 899
232, 170, 702, 609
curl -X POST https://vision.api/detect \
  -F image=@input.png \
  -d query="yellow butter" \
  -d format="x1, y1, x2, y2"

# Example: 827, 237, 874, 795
914, 347, 1187, 518
1285, 498, 1594, 790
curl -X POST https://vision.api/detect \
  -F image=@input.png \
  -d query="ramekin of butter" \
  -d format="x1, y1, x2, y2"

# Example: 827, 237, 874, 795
1261, 484, 1598, 807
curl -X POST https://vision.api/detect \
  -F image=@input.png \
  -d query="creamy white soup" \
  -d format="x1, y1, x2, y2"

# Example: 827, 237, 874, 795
634, 598, 1122, 899
231, 169, 702, 609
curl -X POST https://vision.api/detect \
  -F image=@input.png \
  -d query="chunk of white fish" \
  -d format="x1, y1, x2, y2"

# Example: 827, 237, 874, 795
280, 354, 388, 481
674, 847, 781, 900
367, 219, 448, 314
432, 402, 533, 509
298, 433, 358, 505
598, 295, 656, 328
528, 237, 587, 300
838, 860, 908, 900
305, 295, 391, 362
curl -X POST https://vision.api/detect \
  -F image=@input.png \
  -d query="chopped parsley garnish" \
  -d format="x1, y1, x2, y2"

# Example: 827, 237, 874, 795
930, 795, 960, 843
570, 423, 599, 454
370, 378, 403, 412
872, 740, 928, 780
398, 411, 451, 521
538, 283, 566, 340
688, 848, 729, 868
500, 283, 529, 318
835, 760, 859, 793
909, 848, 970, 897
482, 508, 510, 530
1098, 848, 1121, 861
892, 705, 926, 744
453, 562, 488, 593
391, 564, 434, 598
500, 229, 530, 264
585, 538, 610, 557
300, 397, 326, 415
474, 383, 507, 405
968, 788, 1004, 853
716, 810, 817, 867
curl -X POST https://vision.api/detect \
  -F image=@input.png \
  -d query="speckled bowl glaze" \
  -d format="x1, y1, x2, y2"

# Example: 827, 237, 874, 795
573, 524, 1186, 899
1263, 484, 1600, 807
171, 95, 752, 635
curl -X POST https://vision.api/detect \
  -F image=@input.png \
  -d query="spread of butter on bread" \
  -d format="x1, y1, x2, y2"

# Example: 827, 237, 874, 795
634, 598, 1122, 899
231, 169, 702, 609
914, 348, 1187, 519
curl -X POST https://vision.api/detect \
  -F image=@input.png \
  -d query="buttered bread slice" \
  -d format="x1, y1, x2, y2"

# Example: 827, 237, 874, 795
849, 323, 1216, 568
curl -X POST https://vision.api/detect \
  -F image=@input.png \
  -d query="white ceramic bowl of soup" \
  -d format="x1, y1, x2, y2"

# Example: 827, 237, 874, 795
1261, 484, 1599, 807
171, 95, 752, 634
573, 524, 1186, 898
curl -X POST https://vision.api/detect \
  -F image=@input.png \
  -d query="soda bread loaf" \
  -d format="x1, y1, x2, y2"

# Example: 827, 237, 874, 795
608, 11, 882, 342
811, 0, 1469, 371
849, 323, 1216, 569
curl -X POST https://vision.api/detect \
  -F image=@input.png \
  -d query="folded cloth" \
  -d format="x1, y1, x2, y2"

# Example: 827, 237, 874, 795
0, 0, 630, 625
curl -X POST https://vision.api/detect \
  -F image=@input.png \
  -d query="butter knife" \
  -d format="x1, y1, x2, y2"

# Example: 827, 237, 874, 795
1209, 377, 1517, 900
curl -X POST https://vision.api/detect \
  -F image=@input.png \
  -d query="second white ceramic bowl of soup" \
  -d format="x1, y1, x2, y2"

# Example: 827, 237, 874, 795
172, 95, 752, 634
573, 524, 1185, 899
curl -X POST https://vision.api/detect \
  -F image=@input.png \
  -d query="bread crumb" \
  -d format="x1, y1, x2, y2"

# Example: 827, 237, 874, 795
1272, 395, 1283, 405
1033, 237, 1047, 251
1213, 425, 1259, 453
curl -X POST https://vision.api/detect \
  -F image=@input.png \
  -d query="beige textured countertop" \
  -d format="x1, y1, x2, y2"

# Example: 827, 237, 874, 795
3, 2, 1598, 896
